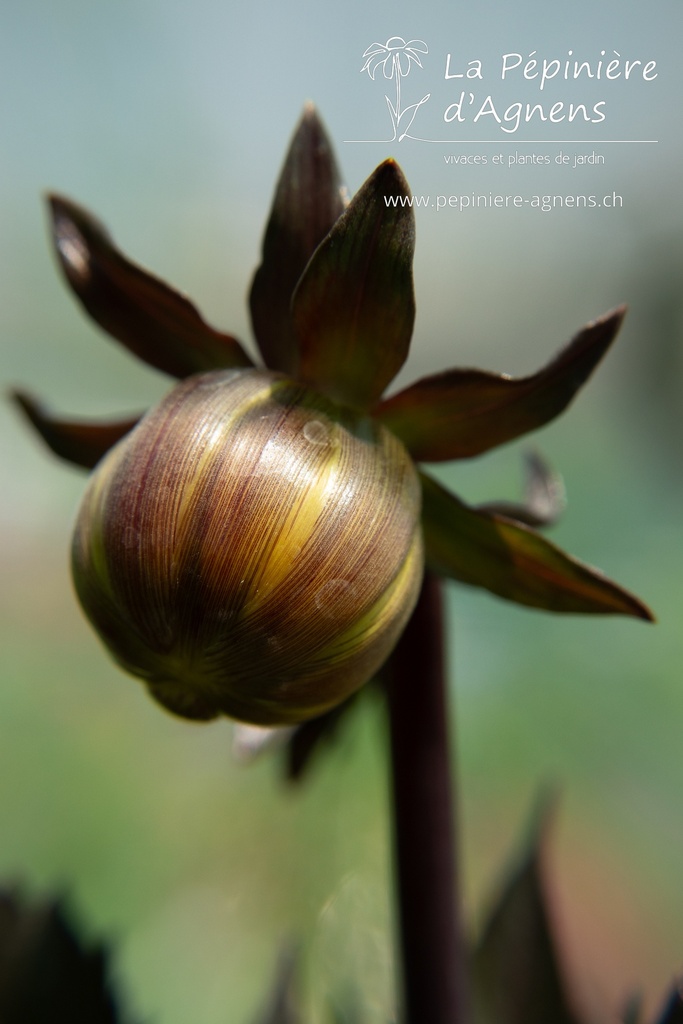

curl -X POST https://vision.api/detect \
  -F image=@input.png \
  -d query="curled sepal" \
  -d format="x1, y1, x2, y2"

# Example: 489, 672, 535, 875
11, 390, 139, 470
249, 104, 346, 374
471, 797, 584, 1024
420, 471, 654, 619
292, 159, 415, 409
48, 194, 253, 379
477, 450, 566, 529
374, 307, 626, 460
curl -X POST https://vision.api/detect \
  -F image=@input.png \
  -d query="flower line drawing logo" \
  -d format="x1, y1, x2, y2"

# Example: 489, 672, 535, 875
361, 37, 430, 142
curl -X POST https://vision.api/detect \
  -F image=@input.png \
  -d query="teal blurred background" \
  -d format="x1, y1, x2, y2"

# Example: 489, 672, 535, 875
2, 0, 682, 1020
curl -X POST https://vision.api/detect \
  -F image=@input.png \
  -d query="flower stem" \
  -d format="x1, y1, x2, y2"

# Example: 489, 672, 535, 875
386, 570, 467, 1024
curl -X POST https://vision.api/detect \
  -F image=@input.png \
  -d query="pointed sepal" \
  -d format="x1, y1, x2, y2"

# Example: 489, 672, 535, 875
11, 390, 139, 469
48, 194, 253, 378
471, 798, 585, 1024
249, 105, 346, 374
292, 159, 415, 409
420, 472, 654, 619
374, 308, 626, 460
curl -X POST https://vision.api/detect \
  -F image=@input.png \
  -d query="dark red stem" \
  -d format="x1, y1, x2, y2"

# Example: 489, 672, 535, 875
387, 570, 467, 1024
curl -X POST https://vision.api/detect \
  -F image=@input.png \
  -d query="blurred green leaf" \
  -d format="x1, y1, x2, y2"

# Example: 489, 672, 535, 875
48, 194, 253, 379
421, 471, 654, 619
293, 160, 415, 409
11, 390, 139, 470
374, 308, 625, 461
250, 105, 346, 375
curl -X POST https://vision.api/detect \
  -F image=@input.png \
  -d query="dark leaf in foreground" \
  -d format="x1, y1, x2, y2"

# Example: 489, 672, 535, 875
471, 801, 583, 1024
374, 307, 626, 460
421, 471, 654, 619
293, 159, 415, 409
0, 889, 121, 1024
49, 194, 253, 379
11, 391, 139, 470
652, 981, 683, 1024
250, 104, 346, 374
477, 450, 566, 529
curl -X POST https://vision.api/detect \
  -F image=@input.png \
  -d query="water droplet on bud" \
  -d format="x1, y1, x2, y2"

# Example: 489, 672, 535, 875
303, 419, 331, 446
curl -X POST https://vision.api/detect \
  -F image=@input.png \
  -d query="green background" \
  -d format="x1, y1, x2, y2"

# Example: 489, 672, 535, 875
1, 0, 682, 1020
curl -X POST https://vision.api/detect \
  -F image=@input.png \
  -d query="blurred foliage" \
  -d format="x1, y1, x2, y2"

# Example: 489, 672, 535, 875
3, 811, 682, 1023
0, 889, 122, 1023
470, 800, 580, 1024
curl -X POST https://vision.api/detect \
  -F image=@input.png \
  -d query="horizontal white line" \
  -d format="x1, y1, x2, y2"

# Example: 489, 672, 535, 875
344, 139, 659, 144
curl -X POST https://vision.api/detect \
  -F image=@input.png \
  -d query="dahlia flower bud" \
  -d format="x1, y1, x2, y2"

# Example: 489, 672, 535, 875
71, 368, 423, 726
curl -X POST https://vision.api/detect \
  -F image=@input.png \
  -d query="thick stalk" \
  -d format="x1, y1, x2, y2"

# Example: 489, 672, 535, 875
387, 570, 467, 1024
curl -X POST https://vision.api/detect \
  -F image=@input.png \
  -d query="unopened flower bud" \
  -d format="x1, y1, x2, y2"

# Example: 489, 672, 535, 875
71, 369, 423, 725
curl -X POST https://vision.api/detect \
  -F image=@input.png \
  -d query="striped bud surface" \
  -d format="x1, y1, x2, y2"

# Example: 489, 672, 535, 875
72, 369, 423, 725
